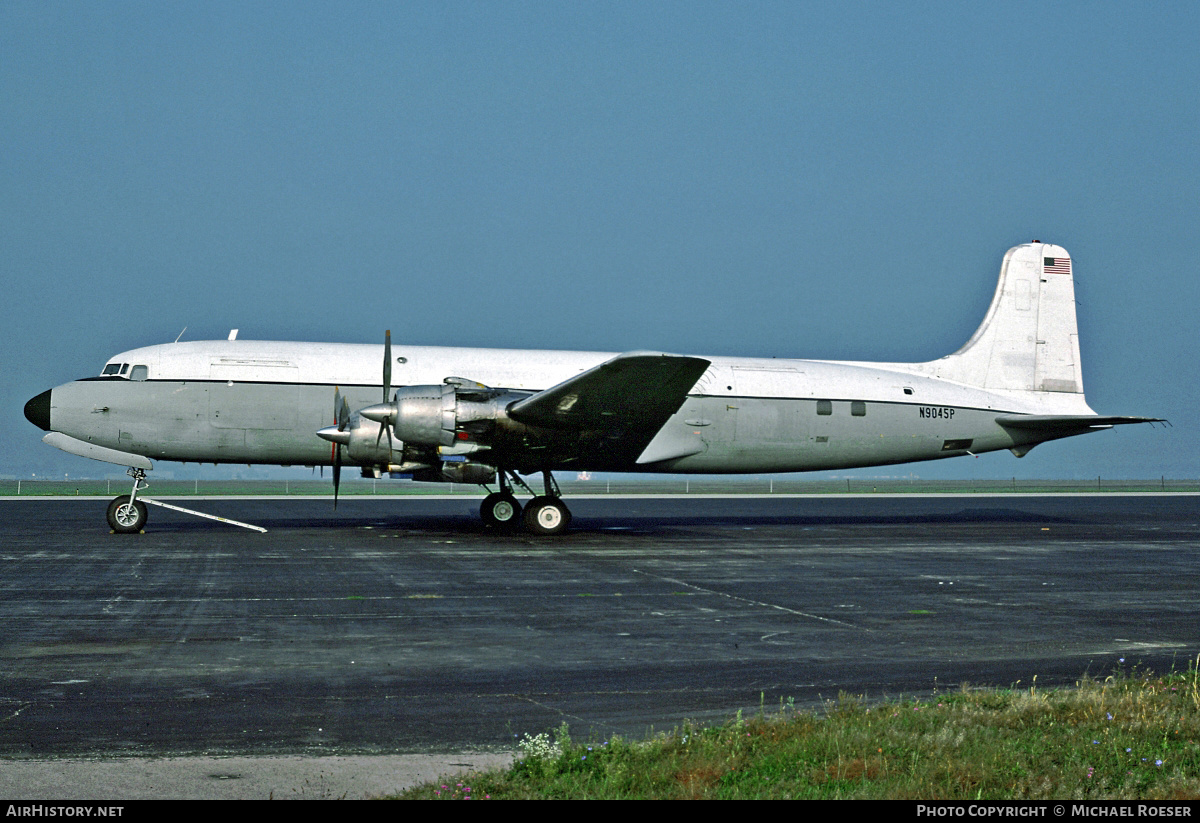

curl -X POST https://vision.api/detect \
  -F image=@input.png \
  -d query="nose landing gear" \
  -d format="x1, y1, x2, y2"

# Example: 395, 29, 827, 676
107, 493, 148, 533
104, 467, 268, 534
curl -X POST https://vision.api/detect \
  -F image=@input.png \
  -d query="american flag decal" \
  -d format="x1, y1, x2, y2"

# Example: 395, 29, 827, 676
1043, 257, 1071, 275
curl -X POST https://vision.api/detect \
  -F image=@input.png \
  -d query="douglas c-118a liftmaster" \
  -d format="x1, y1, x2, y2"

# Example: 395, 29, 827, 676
24, 242, 1162, 535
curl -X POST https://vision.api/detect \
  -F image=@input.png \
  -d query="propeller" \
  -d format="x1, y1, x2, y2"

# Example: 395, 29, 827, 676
383, 329, 392, 402
314, 387, 354, 508
318, 331, 396, 509
374, 330, 394, 451
332, 387, 350, 508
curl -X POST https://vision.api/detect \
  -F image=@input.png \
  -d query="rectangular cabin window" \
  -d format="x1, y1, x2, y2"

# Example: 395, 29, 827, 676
851, 401, 866, 417
942, 439, 974, 452
816, 400, 832, 416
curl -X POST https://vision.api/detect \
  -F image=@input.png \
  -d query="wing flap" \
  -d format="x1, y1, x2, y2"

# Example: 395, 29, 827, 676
636, 425, 707, 465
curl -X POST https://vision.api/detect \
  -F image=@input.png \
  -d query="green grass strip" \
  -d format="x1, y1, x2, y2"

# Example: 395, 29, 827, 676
392, 660, 1200, 800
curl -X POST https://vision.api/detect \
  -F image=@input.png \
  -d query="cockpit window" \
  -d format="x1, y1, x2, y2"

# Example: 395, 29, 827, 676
102, 363, 127, 376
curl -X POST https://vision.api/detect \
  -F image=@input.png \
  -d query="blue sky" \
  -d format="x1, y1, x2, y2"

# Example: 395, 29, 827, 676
4, 2, 1196, 480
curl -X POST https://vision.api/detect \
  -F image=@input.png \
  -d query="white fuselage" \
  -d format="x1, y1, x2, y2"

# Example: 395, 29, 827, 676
38, 337, 1093, 475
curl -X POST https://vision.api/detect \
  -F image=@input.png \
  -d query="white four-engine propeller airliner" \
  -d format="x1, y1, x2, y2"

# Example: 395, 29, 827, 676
24, 242, 1161, 535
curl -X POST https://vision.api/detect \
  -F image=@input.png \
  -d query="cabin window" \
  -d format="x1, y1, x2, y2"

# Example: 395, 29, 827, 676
130, 365, 148, 382
816, 400, 832, 416
941, 439, 973, 452
851, 401, 866, 416
903, 387, 914, 395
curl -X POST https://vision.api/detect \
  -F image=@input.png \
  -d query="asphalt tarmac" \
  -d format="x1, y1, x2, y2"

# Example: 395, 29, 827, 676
2, 493, 1198, 798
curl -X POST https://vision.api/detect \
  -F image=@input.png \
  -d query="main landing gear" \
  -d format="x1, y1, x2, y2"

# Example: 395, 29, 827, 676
480, 470, 571, 535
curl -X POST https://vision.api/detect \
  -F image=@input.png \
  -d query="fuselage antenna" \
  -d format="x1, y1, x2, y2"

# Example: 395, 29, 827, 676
174, 327, 187, 344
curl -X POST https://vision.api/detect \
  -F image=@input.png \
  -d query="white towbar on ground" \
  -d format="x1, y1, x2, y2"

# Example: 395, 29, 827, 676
106, 467, 268, 534
137, 495, 268, 533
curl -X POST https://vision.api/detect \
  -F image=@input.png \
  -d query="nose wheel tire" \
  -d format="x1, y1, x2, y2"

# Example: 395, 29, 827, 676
480, 492, 522, 529
522, 496, 571, 536
106, 496, 148, 533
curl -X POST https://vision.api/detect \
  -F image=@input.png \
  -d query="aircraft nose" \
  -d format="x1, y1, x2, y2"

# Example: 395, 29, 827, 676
24, 389, 52, 431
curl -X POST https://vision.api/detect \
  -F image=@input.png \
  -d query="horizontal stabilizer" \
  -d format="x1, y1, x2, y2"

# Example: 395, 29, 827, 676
996, 414, 1166, 434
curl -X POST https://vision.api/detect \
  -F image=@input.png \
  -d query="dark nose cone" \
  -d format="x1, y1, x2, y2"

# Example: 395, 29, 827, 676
24, 389, 52, 431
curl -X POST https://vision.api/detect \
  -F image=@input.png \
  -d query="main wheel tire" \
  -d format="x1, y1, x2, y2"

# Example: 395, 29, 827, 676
480, 492, 522, 529
522, 496, 571, 536
106, 495, 148, 533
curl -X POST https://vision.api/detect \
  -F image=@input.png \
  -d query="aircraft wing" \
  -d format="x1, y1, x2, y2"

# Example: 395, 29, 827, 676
995, 414, 1167, 434
507, 351, 711, 464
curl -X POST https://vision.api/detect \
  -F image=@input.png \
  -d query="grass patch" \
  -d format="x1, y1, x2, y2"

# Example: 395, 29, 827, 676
392, 661, 1200, 800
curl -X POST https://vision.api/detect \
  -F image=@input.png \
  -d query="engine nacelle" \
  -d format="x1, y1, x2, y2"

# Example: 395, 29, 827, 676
326, 410, 400, 467
390, 383, 530, 447
392, 384, 457, 446
343, 412, 404, 466
317, 410, 404, 468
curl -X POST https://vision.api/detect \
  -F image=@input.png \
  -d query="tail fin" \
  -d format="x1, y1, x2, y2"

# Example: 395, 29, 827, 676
924, 242, 1084, 394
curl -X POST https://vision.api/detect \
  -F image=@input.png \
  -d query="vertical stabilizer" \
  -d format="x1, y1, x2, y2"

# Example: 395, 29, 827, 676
924, 242, 1084, 395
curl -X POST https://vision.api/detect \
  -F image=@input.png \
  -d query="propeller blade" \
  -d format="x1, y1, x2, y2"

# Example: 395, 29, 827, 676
332, 449, 341, 509
383, 330, 392, 403
375, 330, 395, 452
374, 417, 393, 451
330, 387, 346, 509
331, 388, 340, 463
